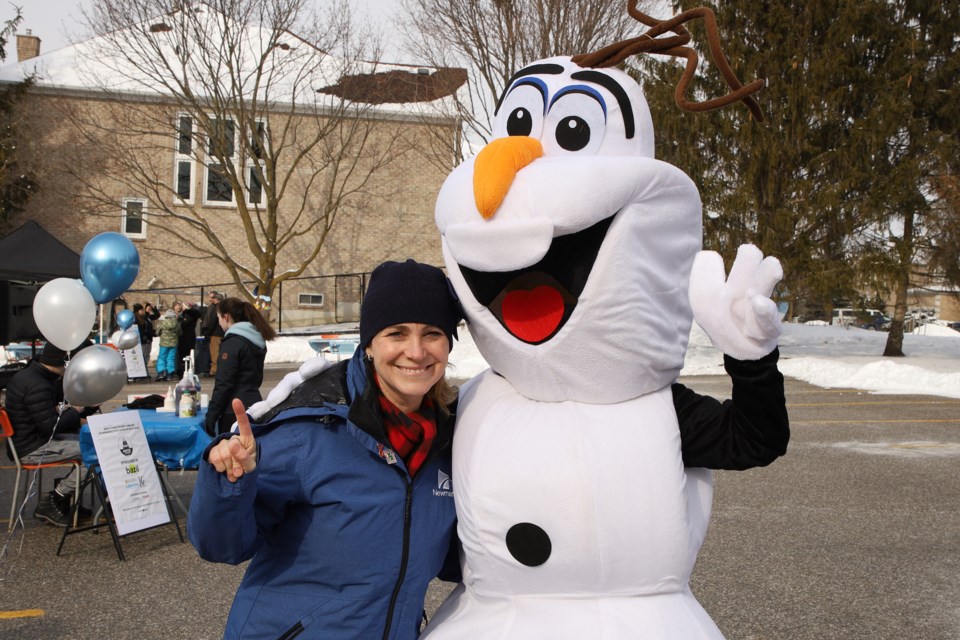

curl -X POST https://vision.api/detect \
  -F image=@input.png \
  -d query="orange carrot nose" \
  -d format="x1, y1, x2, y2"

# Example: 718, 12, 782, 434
473, 136, 544, 219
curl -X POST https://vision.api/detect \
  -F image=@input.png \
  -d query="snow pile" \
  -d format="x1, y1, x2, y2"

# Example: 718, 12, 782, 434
263, 321, 960, 399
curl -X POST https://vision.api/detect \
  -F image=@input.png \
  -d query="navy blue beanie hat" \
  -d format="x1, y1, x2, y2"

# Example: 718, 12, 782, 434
360, 260, 462, 351
39, 338, 94, 367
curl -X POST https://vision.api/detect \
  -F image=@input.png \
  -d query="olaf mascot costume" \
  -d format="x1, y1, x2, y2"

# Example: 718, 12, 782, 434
240, 8, 788, 639
418, 9, 790, 640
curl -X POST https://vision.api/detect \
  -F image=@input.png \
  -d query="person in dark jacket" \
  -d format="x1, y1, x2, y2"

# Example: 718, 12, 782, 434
175, 301, 203, 379
203, 297, 275, 436
132, 303, 155, 381
4, 340, 96, 526
109, 297, 127, 335
144, 302, 160, 323
188, 260, 463, 640
201, 291, 226, 376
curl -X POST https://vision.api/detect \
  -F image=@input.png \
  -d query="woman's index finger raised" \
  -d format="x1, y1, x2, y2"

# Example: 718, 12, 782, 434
232, 398, 254, 444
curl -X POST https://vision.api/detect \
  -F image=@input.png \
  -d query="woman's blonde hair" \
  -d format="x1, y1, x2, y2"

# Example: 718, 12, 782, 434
430, 376, 458, 416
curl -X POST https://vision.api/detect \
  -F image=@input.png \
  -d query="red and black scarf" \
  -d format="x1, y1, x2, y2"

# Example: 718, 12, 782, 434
377, 390, 438, 478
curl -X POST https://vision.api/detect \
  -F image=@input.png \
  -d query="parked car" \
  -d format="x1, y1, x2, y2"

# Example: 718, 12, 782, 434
831, 308, 891, 331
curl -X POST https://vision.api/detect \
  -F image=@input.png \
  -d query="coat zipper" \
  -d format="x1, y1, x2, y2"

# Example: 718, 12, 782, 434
382, 474, 413, 640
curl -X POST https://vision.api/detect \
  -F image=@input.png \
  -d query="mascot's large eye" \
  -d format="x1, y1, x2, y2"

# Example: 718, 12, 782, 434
555, 116, 590, 151
507, 108, 534, 136
492, 81, 546, 140
543, 87, 606, 156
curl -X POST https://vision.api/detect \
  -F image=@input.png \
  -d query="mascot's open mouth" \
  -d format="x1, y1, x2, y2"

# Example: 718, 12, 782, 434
458, 216, 613, 344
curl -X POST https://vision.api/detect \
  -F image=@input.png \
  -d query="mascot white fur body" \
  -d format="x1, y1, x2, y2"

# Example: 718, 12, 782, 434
422, 56, 784, 639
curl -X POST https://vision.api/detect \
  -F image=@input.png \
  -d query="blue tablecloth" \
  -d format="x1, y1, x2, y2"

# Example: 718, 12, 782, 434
80, 409, 212, 470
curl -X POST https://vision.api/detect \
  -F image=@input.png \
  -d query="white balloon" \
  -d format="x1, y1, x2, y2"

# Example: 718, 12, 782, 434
33, 278, 97, 350
63, 346, 127, 407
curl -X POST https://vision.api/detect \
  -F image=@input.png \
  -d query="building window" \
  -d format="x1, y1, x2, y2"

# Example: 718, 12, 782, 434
121, 198, 147, 239
209, 117, 236, 157
298, 292, 325, 307
206, 164, 233, 202
204, 117, 237, 206
174, 114, 195, 203
248, 166, 263, 205
246, 120, 267, 207
251, 120, 267, 160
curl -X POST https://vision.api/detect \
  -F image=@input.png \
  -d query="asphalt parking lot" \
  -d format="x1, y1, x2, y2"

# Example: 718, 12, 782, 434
2, 368, 958, 639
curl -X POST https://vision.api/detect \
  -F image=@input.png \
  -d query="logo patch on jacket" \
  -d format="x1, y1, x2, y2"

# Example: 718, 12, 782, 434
434, 470, 453, 497
222, 352, 229, 360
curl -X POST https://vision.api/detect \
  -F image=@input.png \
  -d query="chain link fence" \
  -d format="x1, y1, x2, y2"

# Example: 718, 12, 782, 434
125, 272, 373, 333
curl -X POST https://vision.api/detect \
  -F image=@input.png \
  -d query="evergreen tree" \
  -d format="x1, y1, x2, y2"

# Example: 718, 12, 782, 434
637, 0, 900, 319
861, 0, 959, 356
635, 0, 958, 355
0, 8, 36, 225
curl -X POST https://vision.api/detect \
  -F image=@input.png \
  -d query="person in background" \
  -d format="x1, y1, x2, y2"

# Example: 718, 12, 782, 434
176, 301, 203, 379
4, 341, 97, 527
109, 297, 128, 335
155, 308, 181, 382
201, 291, 225, 377
132, 303, 155, 381
189, 259, 463, 639
203, 297, 275, 436
144, 302, 160, 324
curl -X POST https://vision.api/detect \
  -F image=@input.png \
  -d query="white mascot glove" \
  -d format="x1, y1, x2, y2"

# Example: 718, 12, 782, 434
689, 244, 783, 361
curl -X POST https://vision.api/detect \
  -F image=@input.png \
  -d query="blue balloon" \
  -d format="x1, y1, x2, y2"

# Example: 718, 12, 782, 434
116, 309, 135, 330
80, 232, 141, 304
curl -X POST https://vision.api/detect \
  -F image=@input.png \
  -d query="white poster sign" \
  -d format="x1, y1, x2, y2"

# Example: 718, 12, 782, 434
86, 412, 170, 536
114, 328, 148, 378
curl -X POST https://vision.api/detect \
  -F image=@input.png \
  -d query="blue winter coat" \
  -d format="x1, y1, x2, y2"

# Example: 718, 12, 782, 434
188, 349, 459, 640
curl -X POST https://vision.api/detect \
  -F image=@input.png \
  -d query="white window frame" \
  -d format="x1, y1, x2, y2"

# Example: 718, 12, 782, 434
298, 292, 325, 307
173, 113, 196, 204
203, 116, 238, 207
121, 197, 148, 239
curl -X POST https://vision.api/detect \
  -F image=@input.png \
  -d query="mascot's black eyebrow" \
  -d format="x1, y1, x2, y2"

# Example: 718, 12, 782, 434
494, 63, 564, 115
570, 70, 635, 139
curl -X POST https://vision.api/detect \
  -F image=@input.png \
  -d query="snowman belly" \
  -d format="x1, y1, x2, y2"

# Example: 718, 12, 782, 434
452, 373, 706, 598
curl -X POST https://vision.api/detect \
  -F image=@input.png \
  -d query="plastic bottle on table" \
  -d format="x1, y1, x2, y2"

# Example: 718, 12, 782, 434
189, 349, 201, 395
163, 386, 175, 412
180, 391, 196, 417
175, 354, 199, 417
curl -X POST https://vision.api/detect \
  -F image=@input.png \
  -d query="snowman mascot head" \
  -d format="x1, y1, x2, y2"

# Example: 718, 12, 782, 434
437, 6, 765, 403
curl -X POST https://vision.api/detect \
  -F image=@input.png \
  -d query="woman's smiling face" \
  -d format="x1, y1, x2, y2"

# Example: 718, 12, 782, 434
365, 323, 449, 414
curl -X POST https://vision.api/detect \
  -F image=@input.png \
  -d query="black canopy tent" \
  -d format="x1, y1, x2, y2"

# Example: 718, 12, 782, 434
0, 220, 82, 347
0, 220, 81, 281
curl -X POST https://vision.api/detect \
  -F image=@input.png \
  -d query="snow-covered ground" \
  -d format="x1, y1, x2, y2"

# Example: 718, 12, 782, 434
5, 322, 956, 399
260, 322, 960, 400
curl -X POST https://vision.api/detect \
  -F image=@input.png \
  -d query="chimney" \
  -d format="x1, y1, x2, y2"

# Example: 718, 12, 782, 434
16, 30, 41, 62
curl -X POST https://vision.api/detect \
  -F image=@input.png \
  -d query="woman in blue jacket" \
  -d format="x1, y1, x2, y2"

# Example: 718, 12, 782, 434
189, 260, 463, 640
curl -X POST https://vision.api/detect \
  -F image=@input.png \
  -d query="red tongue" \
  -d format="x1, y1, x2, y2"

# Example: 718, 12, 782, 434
501, 286, 565, 343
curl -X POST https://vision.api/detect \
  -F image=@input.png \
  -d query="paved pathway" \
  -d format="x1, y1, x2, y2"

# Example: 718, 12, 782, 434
2, 372, 958, 639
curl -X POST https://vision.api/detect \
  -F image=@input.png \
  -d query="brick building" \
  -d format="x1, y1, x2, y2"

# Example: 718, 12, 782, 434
0, 9, 466, 329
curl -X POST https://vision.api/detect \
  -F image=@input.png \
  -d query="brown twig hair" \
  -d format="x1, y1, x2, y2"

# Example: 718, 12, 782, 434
571, 1, 764, 122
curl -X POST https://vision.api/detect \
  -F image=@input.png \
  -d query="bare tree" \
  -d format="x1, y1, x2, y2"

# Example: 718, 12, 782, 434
61, 0, 410, 304
398, 0, 643, 166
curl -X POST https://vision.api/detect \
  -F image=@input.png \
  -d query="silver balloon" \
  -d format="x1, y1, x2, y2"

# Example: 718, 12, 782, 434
116, 328, 140, 350
63, 345, 128, 407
